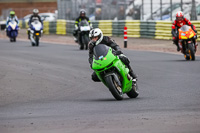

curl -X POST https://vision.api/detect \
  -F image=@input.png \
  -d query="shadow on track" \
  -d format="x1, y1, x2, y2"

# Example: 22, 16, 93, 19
163, 59, 200, 62
81, 97, 142, 102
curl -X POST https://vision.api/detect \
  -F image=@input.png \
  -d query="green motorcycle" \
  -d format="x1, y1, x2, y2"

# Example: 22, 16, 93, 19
92, 44, 139, 100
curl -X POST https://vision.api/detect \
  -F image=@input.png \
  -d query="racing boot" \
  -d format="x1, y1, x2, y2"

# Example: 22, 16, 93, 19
127, 65, 137, 85
73, 30, 78, 43
6, 29, 9, 37
173, 40, 180, 51
74, 37, 78, 43
27, 30, 30, 39
195, 43, 198, 52
176, 45, 180, 51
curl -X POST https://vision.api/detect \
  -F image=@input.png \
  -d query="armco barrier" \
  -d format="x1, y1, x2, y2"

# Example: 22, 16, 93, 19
43, 21, 49, 34
0, 21, 6, 30
191, 21, 200, 41
56, 19, 66, 35
125, 20, 140, 38
49, 21, 57, 34
155, 21, 172, 40
98, 20, 113, 36
66, 20, 74, 35
140, 21, 156, 38
1, 20, 200, 41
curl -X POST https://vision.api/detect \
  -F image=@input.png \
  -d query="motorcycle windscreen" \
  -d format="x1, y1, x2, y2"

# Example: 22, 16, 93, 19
79, 20, 89, 27
180, 25, 190, 32
9, 20, 17, 30
179, 25, 195, 39
31, 20, 42, 31
93, 44, 109, 60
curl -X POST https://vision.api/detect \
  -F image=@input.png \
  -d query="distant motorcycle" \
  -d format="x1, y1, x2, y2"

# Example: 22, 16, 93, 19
7, 20, 19, 42
178, 25, 198, 60
92, 44, 139, 100
77, 20, 91, 50
30, 20, 43, 47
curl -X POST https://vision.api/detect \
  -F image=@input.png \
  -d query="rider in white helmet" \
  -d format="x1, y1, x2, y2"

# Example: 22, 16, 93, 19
88, 28, 137, 83
27, 9, 43, 39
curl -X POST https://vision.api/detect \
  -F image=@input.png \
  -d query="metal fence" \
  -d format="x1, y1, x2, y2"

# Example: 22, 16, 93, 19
57, 0, 199, 21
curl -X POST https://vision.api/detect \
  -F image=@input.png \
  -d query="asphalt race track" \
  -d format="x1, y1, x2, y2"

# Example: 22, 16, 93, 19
0, 39, 200, 133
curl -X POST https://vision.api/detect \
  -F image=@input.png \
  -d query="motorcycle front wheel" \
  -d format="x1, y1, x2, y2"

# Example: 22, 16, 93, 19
126, 82, 139, 98
188, 43, 195, 60
105, 75, 123, 100
82, 35, 90, 50
35, 36, 39, 47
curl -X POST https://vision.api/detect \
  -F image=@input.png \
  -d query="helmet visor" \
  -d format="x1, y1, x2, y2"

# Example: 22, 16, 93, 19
80, 13, 85, 17
10, 14, 15, 18
90, 36, 98, 40
176, 17, 183, 21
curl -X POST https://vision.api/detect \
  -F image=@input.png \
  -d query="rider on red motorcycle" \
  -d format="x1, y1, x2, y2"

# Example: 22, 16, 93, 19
171, 11, 198, 51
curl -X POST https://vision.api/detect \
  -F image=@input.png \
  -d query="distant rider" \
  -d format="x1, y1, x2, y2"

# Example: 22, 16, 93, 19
73, 9, 92, 42
6, 11, 19, 36
172, 11, 197, 51
28, 9, 43, 39
88, 28, 137, 83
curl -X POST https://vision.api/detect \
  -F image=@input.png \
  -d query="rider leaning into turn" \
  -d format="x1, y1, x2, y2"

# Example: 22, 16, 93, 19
172, 11, 198, 51
28, 9, 43, 39
73, 9, 92, 42
6, 11, 19, 36
88, 28, 137, 83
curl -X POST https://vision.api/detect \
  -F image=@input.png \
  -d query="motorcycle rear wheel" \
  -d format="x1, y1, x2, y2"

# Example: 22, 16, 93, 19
105, 75, 123, 100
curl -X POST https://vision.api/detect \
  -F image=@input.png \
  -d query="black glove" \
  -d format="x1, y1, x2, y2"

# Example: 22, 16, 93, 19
113, 50, 123, 55
174, 33, 178, 38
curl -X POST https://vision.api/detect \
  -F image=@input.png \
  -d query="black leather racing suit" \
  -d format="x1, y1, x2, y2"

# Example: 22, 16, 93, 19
28, 14, 43, 26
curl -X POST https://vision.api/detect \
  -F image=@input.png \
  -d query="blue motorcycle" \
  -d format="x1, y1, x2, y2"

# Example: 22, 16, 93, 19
7, 20, 19, 42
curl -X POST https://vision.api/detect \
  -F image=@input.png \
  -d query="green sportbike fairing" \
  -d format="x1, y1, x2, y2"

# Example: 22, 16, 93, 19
92, 44, 139, 100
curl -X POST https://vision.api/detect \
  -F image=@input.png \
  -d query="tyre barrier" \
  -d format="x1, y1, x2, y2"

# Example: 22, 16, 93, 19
1, 20, 200, 41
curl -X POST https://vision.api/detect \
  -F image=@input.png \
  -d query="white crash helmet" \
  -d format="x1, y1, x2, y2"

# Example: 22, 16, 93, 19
33, 9, 39, 15
89, 28, 103, 45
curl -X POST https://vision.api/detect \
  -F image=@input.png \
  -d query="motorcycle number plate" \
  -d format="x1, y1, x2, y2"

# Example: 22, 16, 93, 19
36, 33, 40, 35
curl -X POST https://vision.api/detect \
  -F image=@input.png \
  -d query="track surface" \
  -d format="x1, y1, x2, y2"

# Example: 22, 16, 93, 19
0, 39, 200, 133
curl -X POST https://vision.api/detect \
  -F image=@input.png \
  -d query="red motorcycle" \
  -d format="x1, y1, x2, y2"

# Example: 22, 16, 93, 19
178, 25, 198, 60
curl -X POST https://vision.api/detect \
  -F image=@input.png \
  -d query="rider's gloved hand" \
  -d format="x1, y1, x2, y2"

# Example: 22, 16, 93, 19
75, 25, 78, 30
113, 50, 123, 55
174, 33, 178, 38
